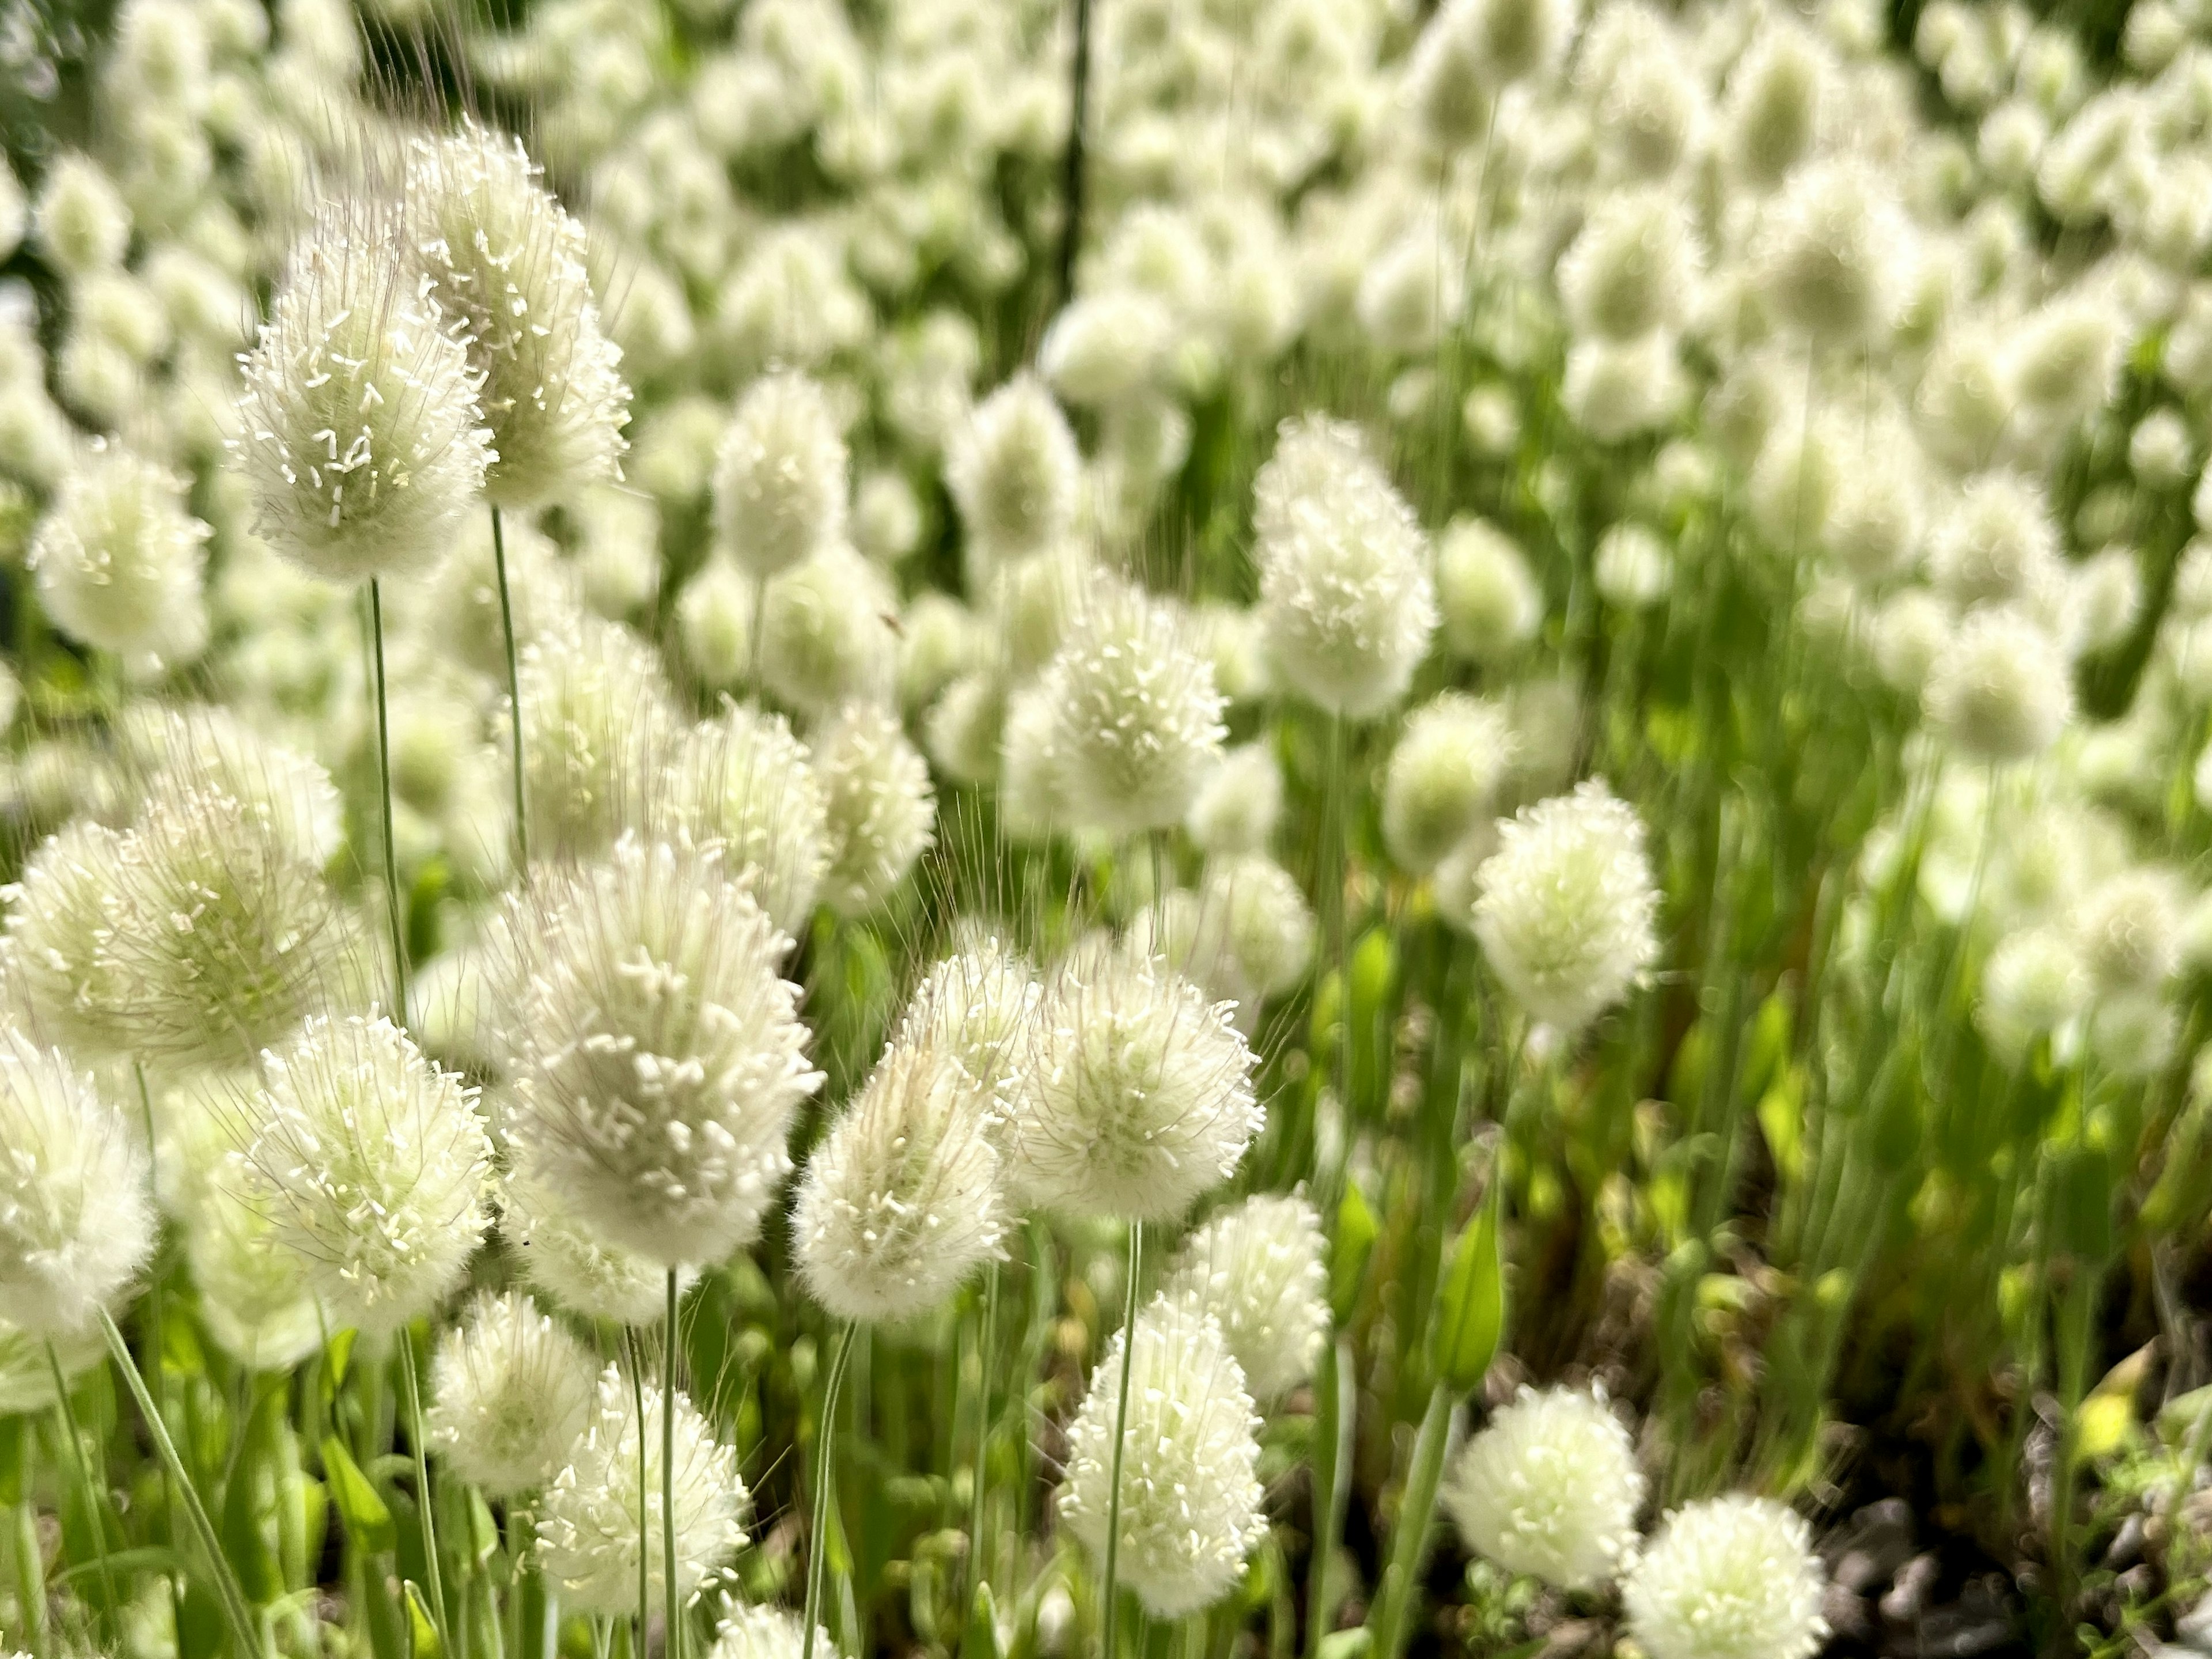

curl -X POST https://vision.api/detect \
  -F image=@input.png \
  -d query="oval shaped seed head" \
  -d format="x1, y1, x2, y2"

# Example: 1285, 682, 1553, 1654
896, 938, 1041, 1101
494, 836, 823, 1268
237, 1013, 492, 1335
509, 615, 680, 862
33, 153, 129, 275
539, 1363, 749, 1616
712, 369, 849, 581
1194, 854, 1316, 1002
1754, 158, 1912, 349
1010, 949, 1260, 1222
1186, 743, 1284, 858
0, 1030, 153, 1339
1557, 187, 1699, 343
233, 197, 493, 583
1040, 573, 1226, 838
756, 543, 899, 719
501, 1166, 696, 1328
793, 1039, 1005, 1323
29, 438, 209, 667
1383, 693, 1517, 876
2071, 866, 2186, 997
814, 701, 934, 918
181, 1175, 326, 1373
1160, 1191, 1328, 1400
662, 703, 829, 938
1472, 779, 1660, 1035
93, 774, 361, 1069
3, 818, 136, 1060
427, 1289, 599, 1495
1922, 607, 2071, 763
123, 702, 343, 869
946, 373, 1081, 572
409, 120, 628, 509
1443, 1385, 1645, 1589
1253, 416, 1436, 719
1928, 472, 2061, 612
1623, 1495, 1828, 1659
1976, 925, 2086, 1063
1058, 1294, 1266, 1618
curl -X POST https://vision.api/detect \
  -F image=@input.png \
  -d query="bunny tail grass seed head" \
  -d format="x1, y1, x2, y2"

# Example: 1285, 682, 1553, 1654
896, 940, 1041, 1101
814, 700, 935, 918
793, 1037, 1006, 1323
712, 369, 849, 581
181, 1176, 327, 1373
233, 196, 493, 583
29, 438, 210, 669
1472, 779, 1660, 1035
662, 701, 830, 937
237, 1013, 492, 1335
410, 119, 630, 508
538, 1363, 749, 1616
1622, 1494, 1828, 1659
755, 543, 899, 718
1383, 692, 1517, 876
501, 1166, 697, 1328
1041, 572, 1226, 838
427, 1289, 599, 1495
1922, 607, 2073, 763
1010, 949, 1260, 1222
1058, 1294, 1267, 1619
1442, 1385, 1645, 1589
495, 834, 823, 1268
709, 1603, 831, 1659
1253, 416, 1437, 719
1160, 1191, 1329, 1400
0, 1030, 153, 1339
946, 373, 1082, 572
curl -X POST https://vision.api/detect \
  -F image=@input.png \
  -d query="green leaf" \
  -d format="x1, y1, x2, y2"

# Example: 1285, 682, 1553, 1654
959, 1579, 1004, 1659
321, 1436, 395, 1556
1429, 1183, 1506, 1395
321, 1330, 357, 1403
1756, 1066, 1806, 1186
405, 1580, 445, 1659
1329, 1181, 1378, 1325
55, 1545, 190, 1586
1317, 1629, 1373, 1659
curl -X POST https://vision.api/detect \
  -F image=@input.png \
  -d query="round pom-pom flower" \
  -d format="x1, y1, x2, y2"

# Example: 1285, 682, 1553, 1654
1622, 1495, 1828, 1659
510, 615, 680, 862
0, 1031, 153, 1339
233, 198, 493, 583
814, 701, 934, 917
756, 544, 899, 718
410, 120, 630, 508
1472, 779, 1660, 1035
1922, 607, 2071, 763
1253, 417, 1437, 719
1435, 518, 1541, 664
1187, 744, 1284, 858
708, 1604, 828, 1659
1010, 950, 1261, 1222
495, 835, 823, 1268
1384, 693, 1517, 876
1058, 1294, 1267, 1618
896, 940, 1041, 1100
1442, 1385, 1645, 1589
946, 374, 1082, 571
29, 438, 210, 667
427, 1289, 599, 1495
1040, 574, 1226, 838
663, 703, 829, 938
237, 1014, 493, 1335
1188, 855, 1317, 1004
712, 369, 849, 582
538, 1363, 749, 1616
1754, 160, 1912, 350
1160, 1192, 1328, 1400
1557, 188, 1699, 343
32, 153, 129, 276
793, 1039, 1006, 1323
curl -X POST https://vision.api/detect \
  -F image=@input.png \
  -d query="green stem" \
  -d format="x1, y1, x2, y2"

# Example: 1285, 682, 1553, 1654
96, 1307, 264, 1658
1302, 1336, 1355, 1659
15, 1482, 48, 1659
368, 577, 408, 1022
490, 505, 530, 870
968, 1263, 1000, 1607
801, 1325, 859, 1659
398, 1332, 451, 1657
622, 1331, 649, 1647
1099, 1222, 1145, 1659
47, 1341, 117, 1619
663, 1271, 682, 1659
1368, 1381, 1453, 1659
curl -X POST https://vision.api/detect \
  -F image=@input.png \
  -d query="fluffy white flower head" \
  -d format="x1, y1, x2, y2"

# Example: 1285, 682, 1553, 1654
539, 1365, 749, 1615
410, 120, 630, 508
502, 1167, 695, 1327
662, 702, 830, 938
1254, 417, 1437, 718
233, 199, 493, 583
239, 1014, 492, 1335
946, 374, 1082, 570
709, 1604, 830, 1659
1442, 1385, 1645, 1589
0, 1031, 153, 1339
1623, 1495, 1828, 1659
793, 1039, 1005, 1323
1041, 574, 1227, 837
712, 369, 849, 581
1010, 950, 1261, 1222
1922, 608, 2071, 763
1473, 779, 1660, 1034
30, 440, 209, 666
428, 1290, 599, 1495
814, 702, 934, 917
1058, 1295, 1267, 1618
1161, 1192, 1328, 1400
1384, 694, 1517, 876
495, 835, 823, 1268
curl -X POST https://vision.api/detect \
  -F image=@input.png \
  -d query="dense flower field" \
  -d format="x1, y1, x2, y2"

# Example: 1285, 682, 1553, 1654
0, 0, 2210, 1654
